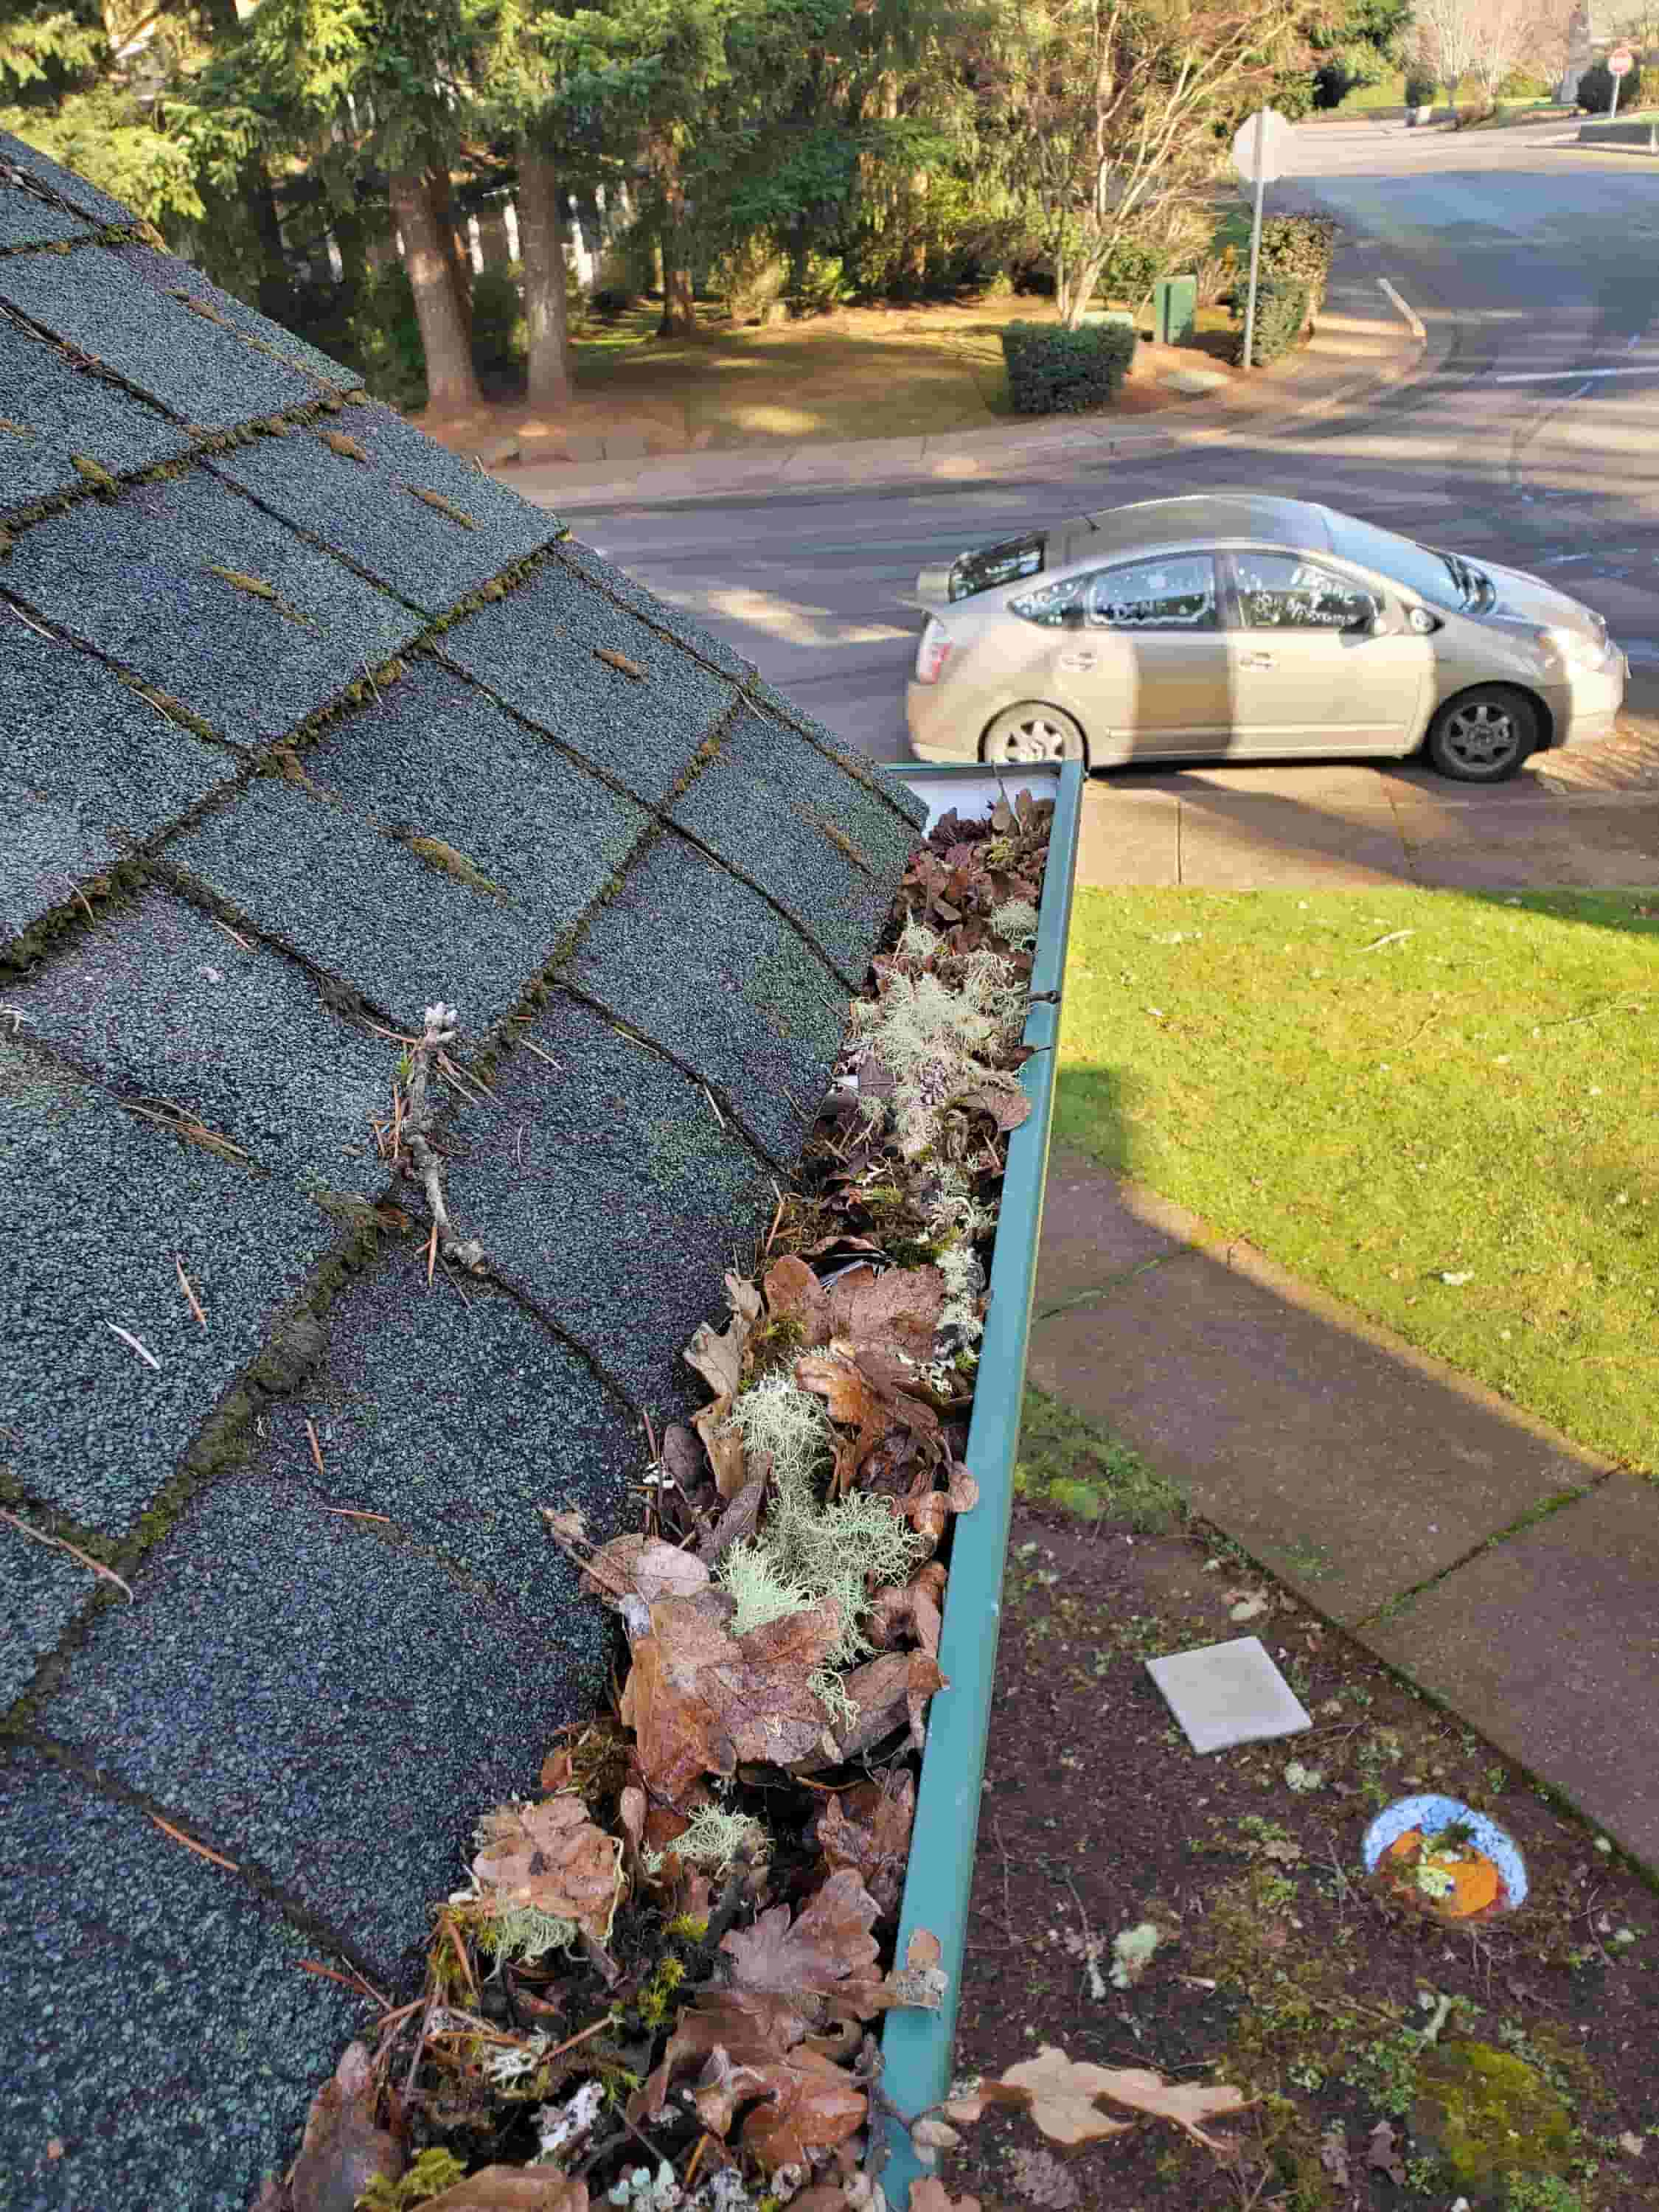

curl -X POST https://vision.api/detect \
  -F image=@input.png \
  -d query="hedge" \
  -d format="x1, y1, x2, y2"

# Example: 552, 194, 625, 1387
1001, 319, 1137, 414
1255, 214, 1338, 310
1230, 274, 1312, 366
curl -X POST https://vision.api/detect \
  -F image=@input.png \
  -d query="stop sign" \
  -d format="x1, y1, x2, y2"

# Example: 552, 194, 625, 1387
1609, 45, 1634, 74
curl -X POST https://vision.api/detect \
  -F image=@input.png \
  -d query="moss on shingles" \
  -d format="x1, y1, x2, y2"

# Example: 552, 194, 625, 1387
69, 451, 116, 493
396, 833, 512, 904
407, 486, 476, 529
201, 564, 315, 630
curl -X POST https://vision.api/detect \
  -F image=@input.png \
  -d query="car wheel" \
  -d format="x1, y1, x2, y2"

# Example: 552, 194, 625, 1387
981, 703, 1089, 766
1425, 686, 1540, 782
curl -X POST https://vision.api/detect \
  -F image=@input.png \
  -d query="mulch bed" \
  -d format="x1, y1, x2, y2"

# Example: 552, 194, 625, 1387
939, 1501, 1658, 2211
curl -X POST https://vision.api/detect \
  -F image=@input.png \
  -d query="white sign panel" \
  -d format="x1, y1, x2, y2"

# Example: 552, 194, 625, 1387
1231, 106, 1295, 187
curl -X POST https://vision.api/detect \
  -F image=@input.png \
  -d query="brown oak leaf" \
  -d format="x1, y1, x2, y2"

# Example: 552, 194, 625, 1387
997, 2046, 1250, 2155
812, 1768, 917, 1915
580, 1534, 710, 1605
722, 1868, 883, 2019
740, 2045, 868, 2170
763, 1255, 833, 1343
289, 2042, 403, 2212
620, 1595, 838, 1806
470, 1795, 623, 1946
422, 2171, 588, 2211
909, 2185, 981, 2212
825, 1265, 945, 1354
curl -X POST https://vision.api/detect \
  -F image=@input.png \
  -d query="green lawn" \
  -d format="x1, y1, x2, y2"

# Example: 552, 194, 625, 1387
1054, 886, 1659, 1473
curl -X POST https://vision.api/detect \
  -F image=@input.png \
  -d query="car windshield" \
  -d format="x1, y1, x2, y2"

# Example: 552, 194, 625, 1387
1323, 512, 1491, 613
949, 532, 1046, 601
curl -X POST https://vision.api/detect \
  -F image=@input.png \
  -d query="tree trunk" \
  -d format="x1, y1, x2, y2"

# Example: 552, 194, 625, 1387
428, 166, 474, 348
389, 169, 484, 413
518, 141, 573, 414
651, 134, 696, 335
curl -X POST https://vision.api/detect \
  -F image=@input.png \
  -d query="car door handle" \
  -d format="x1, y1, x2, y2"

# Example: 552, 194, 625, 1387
1057, 650, 1097, 671
1238, 650, 1275, 669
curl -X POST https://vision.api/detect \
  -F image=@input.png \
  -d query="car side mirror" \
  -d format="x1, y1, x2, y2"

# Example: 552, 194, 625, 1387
1344, 608, 1384, 637
1060, 602, 1088, 630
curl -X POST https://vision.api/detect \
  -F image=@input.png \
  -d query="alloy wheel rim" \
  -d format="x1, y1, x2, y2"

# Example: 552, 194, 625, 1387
1444, 700, 1520, 771
991, 716, 1079, 764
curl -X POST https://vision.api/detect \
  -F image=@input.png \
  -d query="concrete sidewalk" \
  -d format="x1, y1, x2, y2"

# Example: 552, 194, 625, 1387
1029, 792, 1659, 1872
1073, 757, 1659, 891
495, 261, 1432, 515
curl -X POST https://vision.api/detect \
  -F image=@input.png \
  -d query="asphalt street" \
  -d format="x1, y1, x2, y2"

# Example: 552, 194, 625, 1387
566, 120, 1659, 768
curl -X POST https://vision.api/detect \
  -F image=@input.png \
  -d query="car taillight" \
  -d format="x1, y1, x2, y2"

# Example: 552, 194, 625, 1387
915, 619, 953, 685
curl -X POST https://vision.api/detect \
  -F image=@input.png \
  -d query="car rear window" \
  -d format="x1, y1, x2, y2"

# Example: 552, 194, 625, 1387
949, 532, 1046, 601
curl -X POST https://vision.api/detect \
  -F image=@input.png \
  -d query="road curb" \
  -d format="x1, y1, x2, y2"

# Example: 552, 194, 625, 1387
504, 299, 1433, 516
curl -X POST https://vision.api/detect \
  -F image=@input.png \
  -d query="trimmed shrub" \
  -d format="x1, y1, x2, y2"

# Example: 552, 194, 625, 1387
1230, 274, 1311, 366
1496, 66, 1551, 99
1001, 320, 1137, 413
588, 284, 635, 318
714, 238, 787, 322
1641, 64, 1659, 106
1191, 243, 1239, 309
1576, 58, 1621, 111
1404, 69, 1439, 107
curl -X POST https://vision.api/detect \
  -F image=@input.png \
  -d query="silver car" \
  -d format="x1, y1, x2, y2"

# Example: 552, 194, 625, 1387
905, 493, 1627, 782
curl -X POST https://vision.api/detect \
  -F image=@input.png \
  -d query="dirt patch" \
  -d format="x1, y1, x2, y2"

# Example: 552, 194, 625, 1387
937, 1495, 1658, 2211
408, 296, 1246, 465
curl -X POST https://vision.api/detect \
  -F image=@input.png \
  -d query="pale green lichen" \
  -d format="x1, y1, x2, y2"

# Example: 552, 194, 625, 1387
644, 1804, 770, 1876
1110, 1920, 1164, 1989
473, 1904, 579, 1964
715, 1378, 928, 1696
992, 896, 1040, 950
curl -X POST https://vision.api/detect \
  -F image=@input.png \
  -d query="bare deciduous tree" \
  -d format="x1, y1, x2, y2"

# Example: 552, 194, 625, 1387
978, 0, 1303, 330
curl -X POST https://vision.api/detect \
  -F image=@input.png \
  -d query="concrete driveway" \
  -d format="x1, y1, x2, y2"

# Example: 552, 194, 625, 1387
568, 117, 1659, 835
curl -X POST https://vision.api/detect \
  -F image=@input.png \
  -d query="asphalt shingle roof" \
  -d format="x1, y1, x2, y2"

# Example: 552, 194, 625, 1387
0, 131, 925, 2209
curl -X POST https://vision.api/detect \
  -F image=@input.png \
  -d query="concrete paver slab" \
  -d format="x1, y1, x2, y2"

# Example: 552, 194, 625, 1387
1360, 1475, 1659, 1866
1033, 1149, 1193, 1307
1147, 1635, 1312, 1753
1175, 810, 1411, 888
1026, 1242, 1604, 1624
1407, 827, 1659, 888
1, 1747, 366, 2212
1077, 787, 1180, 888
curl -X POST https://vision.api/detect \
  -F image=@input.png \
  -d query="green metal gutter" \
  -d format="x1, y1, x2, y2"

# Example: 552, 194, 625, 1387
874, 759, 1085, 2208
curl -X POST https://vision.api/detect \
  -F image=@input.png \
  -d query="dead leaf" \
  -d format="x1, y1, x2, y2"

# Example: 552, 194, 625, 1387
696, 1478, 765, 1567
593, 646, 646, 681
1318, 2124, 1349, 2184
908, 2182, 981, 2212
998, 2045, 1250, 2155
289, 2042, 403, 2212
692, 1396, 749, 1501
470, 1795, 623, 1945
955, 1080, 1031, 1131
764, 1254, 833, 1343
825, 1265, 945, 1354
1366, 2118, 1405, 2185
804, 1649, 946, 1765
738, 2044, 868, 2170
422, 2169, 588, 2210
690, 2045, 772, 2136
580, 1534, 710, 1605
866, 1579, 942, 1659
1619, 2130, 1646, 2157
662, 1423, 704, 1492
812, 1769, 916, 1914
723, 1868, 886, 2021
620, 1594, 838, 1805
910, 2118, 961, 2149
944, 1462, 979, 1514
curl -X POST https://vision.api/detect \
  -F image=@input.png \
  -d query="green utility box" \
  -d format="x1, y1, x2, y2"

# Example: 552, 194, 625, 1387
1152, 274, 1197, 344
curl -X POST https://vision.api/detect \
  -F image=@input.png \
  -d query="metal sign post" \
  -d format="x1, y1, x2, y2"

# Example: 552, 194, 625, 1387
1609, 44, 1633, 119
1230, 106, 1293, 372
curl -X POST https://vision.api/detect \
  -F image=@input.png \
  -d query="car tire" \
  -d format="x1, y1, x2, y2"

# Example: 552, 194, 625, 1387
981, 703, 1089, 767
1424, 686, 1540, 782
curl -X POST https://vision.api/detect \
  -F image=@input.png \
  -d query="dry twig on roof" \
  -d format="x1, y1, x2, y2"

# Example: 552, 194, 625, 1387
400, 1001, 487, 1273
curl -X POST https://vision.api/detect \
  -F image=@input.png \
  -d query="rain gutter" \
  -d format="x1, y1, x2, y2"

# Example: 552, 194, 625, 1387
873, 758, 1085, 2208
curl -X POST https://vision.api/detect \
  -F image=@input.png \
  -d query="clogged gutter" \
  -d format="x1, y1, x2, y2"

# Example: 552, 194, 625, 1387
262, 792, 1056, 2212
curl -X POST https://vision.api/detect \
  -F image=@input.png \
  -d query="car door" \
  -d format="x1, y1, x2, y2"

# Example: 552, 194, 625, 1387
1044, 553, 1232, 756
1222, 549, 1431, 754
